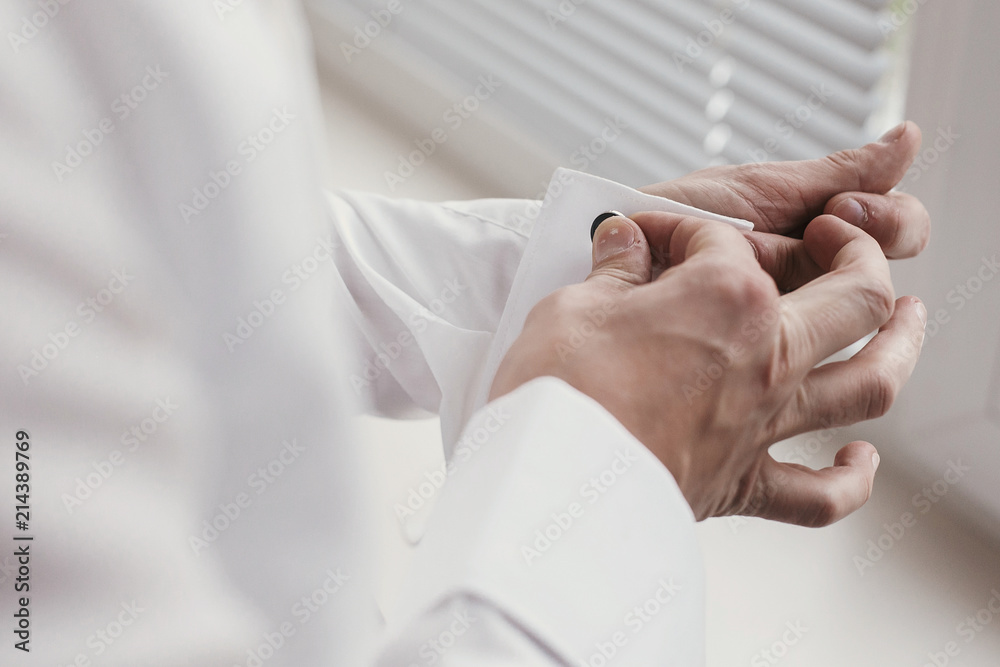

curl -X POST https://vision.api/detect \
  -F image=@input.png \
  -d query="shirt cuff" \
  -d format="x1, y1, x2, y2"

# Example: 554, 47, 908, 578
442, 167, 751, 451
386, 376, 705, 666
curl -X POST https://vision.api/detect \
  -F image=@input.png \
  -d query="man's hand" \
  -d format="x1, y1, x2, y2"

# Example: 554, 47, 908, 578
641, 121, 930, 259
490, 213, 926, 526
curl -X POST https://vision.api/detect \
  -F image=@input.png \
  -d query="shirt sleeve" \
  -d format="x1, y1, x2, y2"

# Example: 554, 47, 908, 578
374, 377, 706, 667
346, 166, 753, 667
326, 190, 536, 421
328, 170, 751, 448
0, 2, 744, 664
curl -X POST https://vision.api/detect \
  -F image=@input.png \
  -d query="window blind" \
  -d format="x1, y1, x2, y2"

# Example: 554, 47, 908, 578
320, 0, 896, 185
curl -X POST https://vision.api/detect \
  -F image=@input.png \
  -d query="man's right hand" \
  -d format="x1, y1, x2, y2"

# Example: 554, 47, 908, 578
489, 212, 926, 526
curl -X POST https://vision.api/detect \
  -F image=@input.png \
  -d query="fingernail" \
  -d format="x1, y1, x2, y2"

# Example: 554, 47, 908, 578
832, 198, 869, 229
593, 217, 637, 264
879, 121, 907, 144
872, 451, 880, 471
591, 210, 627, 240
915, 300, 927, 327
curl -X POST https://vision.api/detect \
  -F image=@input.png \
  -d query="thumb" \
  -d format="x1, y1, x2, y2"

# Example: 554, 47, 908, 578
797, 120, 923, 196
639, 121, 923, 234
587, 214, 652, 290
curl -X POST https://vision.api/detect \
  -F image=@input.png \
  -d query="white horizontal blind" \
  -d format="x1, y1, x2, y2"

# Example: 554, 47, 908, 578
327, 0, 895, 184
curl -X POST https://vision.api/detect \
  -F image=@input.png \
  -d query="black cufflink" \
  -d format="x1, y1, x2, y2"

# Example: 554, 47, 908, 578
591, 211, 627, 240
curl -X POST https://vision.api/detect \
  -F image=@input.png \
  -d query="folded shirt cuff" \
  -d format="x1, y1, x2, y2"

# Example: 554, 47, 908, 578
443, 167, 751, 452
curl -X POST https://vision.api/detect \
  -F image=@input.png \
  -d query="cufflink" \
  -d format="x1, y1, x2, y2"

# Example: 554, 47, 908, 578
591, 211, 628, 240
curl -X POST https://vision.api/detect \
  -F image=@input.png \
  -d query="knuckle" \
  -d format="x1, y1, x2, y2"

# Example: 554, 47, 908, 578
857, 277, 895, 325
743, 269, 780, 307
733, 470, 770, 518
698, 263, 776, 311
526, 287, 579, 329
728, 167, 790, 221
804, 472, 873, 528
531, 289, 568, 319
771, 241, 805, 291
862, 366, 898, 420
803, 488, 841, 528
823, 149, 865, 188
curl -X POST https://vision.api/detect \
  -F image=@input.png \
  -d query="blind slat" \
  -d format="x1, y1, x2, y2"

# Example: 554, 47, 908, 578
334, 0, 894, 182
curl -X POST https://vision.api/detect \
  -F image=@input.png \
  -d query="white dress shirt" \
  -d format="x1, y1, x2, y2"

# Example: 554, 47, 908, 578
0, 2, 745, 665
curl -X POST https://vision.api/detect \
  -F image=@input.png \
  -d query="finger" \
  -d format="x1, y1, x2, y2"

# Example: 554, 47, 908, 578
641, 121, 922, 234
769, 297, 926, 442
744, 232, 823, 292
738, 209, 921, 293
779, 215, 895, 369
786, 121, 922, 209
744, 442, 879, 527
826, 190, 931, 259
630, 210, 758, 274
586, 215, 652, 292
